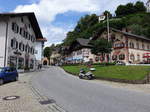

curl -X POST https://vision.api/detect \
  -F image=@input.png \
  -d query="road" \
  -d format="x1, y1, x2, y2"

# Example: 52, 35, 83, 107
31, 66, 150, 112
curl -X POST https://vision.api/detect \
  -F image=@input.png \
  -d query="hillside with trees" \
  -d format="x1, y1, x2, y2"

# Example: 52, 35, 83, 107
63, 1, 150, 46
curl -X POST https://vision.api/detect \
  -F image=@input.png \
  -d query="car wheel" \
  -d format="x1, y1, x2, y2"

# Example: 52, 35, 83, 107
15, 76, 18, 81
0, 79, 4, 85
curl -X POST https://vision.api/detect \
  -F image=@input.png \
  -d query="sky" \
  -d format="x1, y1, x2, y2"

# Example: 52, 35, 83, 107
0, 0, 148, 46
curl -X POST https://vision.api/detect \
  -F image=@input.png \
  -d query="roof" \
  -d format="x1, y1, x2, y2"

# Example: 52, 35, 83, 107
76, 38, 92, 47
92, 27, 150, 41
0, 12, 43, 39
36, 38, 47, 42
111, 28, 150, 41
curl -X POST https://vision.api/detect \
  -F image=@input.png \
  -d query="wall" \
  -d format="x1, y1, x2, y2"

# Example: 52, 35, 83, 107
7, 16, 36, 69
35, 42, 42, 61
0, 20, 7, 67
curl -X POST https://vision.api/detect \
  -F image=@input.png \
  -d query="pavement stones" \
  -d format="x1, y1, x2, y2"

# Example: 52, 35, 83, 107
0, 71, 66, 112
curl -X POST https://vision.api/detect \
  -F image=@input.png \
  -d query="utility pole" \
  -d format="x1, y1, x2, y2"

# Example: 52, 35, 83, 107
107, 13, 110, 41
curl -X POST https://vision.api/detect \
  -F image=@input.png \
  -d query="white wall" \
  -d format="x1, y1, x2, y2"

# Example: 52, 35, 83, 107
0, 21, 6, 67
35, 42, 42, 61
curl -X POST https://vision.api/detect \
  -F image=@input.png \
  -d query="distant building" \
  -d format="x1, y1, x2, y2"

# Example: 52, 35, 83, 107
66, 38, 95, 63
146, 0, 150, 12
50, 48, 61, 65
0, 12, 44, 71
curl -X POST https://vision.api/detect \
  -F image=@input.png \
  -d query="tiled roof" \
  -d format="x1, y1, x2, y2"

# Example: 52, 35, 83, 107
92, 27, 150, 41
76, 38, 92, 47
111, 28, 150, 41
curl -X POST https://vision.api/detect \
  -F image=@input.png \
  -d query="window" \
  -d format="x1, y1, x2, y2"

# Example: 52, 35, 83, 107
20, 28, 22, 35
147, 45, 150, 50
137, 54, 140, 61
114, 43, 124, 48
142, 44, 145, 50
129, 42, 134, 48
25, 32, 28, 39
130, 54, 135, 61
28, 24, 31, 28
19, 43, 22, 50
11, 39, 14, 48
23, 44, 25, 51
11, 39, 18, 49
136, 43, 139, 49
12, 22, 19, 33
23, 31, 26, 37
25, 45, 28, 52
119, 54, 125, 60
21, 18, 24, 22
112, 55, 117, 60
19, 42, 24, 51
16, 41, 18, 49
95, 57, 100, 61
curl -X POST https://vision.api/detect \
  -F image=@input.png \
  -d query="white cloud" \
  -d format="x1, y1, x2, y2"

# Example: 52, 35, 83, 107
41, 25, 73, 47
13, 0, 148, 45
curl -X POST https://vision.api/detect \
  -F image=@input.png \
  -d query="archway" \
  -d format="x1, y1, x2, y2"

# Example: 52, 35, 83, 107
43, 60, 48, 65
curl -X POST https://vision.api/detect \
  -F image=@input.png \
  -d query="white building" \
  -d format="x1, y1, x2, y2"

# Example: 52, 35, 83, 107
0, 12, 44, 71
66, 38, 95, 63
146, 0, 150, 12
35, 38, 47, 66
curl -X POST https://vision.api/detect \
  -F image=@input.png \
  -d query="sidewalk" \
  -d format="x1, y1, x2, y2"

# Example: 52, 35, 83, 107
0, 71, 66, 112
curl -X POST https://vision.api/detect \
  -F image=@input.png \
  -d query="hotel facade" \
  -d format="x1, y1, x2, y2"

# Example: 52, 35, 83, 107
0, 13, 44, 71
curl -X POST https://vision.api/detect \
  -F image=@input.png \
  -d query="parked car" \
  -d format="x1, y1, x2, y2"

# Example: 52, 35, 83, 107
0, 67, 18, 85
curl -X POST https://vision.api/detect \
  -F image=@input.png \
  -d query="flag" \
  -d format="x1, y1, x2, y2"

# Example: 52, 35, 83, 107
98, 15, 105, 22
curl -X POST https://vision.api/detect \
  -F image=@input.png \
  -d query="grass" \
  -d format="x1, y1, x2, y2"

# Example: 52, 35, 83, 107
62, 65, 150, 80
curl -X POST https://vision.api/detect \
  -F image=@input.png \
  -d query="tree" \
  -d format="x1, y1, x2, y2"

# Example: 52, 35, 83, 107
103, 10, 112, 19
115, 5, 128, 17
134, 1, 146, 12
91, 39, 112, 61
43, 47, 52, 58
115, 1, 146, 17
115, 3, 135, 17
63, 14, 98, 46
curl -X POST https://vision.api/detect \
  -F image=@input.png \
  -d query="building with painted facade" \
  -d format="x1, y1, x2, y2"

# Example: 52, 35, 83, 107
92, 28, 150, 64
0, 12, 44, 71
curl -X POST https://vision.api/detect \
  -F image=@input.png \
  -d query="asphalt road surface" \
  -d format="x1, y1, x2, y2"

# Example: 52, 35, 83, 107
31, 66, 150, 112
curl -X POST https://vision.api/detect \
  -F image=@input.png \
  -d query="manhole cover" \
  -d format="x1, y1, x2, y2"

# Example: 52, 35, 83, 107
3, 96, 20, 101
39, 99, 56, 105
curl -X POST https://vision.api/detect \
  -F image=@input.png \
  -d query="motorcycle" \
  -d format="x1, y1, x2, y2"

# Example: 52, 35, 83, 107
79, 69, 94, 80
